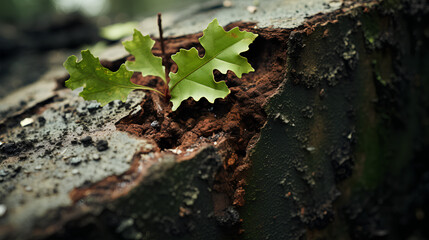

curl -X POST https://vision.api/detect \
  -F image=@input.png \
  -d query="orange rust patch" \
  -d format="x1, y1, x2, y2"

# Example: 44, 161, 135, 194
323, 29, 330, 38
179, 206, 191, 217
233, 187, 246, 206
227, 152, 238, 167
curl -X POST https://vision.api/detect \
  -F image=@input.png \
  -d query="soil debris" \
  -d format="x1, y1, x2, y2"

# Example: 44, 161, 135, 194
116, 25, 289, 208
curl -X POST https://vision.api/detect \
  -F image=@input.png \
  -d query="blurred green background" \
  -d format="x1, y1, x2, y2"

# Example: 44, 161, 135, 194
0, 0, 204, 26
0, 0, 205, 100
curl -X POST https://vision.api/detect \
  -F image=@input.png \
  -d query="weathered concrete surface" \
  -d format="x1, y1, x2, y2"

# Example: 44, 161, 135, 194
139, 0, 343, 36
41, 146, 223, 240
0, 69, 61, 123
0, 75, 155, 239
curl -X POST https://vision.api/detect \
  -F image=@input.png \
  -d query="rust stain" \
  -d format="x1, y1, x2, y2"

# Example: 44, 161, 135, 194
233, 187, 246, 206
228, 152, 238, 166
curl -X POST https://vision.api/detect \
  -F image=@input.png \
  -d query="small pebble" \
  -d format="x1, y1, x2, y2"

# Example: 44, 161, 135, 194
96, 140, 109, 152
306, 146, 316, 152
20, 118, 34, 127
37, 116, 46, 126
71, 169, 79, 175
0, 170, 9, 177
150, 120, 160, 128
25, 186, 33, 192
75, 126, 84, 136
223, 0, 232, 7
80, 136, 93, 147
92, 153, 100, 161
329, 1, 342, 9
87, 102, 100, 113
247, 5, 258, 13
170, 148, 182, 154
35, 165, 42, 171
0, 204, 6, 217
70, 157, 82, 166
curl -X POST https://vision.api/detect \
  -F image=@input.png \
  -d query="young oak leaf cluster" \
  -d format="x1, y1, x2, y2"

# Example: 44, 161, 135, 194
64, 19, 257, 111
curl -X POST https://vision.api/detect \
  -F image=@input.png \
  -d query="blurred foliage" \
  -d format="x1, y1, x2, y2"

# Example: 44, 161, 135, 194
0, 0, 55, 24
0, 0, 204, 26
0, 0, 204, 99
100, 21, 139, 41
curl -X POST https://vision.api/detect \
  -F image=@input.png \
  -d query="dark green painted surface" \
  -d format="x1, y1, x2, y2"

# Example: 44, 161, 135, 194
241, 1, 429, 239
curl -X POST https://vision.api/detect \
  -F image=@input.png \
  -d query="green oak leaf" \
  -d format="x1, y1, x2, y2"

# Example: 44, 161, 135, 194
169, 18, 258, 111
123, 29, 165, 82
64, 49, 160, 106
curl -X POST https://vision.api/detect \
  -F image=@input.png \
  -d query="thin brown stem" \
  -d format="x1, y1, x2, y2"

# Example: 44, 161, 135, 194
157, 13, 165, 56
157, 13, 171, 100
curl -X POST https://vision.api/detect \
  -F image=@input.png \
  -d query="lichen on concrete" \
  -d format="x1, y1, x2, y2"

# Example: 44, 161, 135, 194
0, 78, 153, 239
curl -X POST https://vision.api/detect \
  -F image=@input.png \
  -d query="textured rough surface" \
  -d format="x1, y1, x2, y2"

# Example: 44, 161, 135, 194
242, 1, 429, 239
0, 69, 62, 125
0, 0, 428, 239
41, 146, 223, 240
0, 78, 153, 239
140, 0, 343, 36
